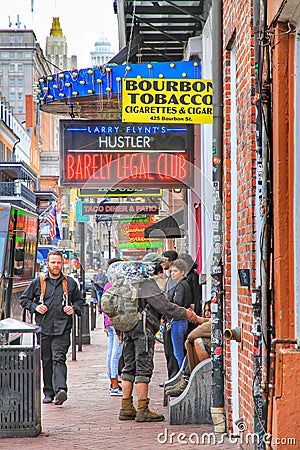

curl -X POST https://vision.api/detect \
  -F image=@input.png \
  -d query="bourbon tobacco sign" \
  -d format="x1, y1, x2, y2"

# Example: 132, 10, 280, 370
60, 120, 194, 188
122, 78, 213, 124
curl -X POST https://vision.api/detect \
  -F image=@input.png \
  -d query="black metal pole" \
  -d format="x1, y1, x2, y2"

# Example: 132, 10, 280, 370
90, 300, 96, 330
71, 314, 76, 361
79, 222, 86, 297
211, 0, 225, 433
77, 315, 82, 352
108, 228, 112, 259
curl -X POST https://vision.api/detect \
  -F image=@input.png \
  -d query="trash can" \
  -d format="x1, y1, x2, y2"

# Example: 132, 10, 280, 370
0, 318, 41, 438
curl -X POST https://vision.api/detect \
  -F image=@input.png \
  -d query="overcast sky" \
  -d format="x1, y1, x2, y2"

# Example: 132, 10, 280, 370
0, 0, 119, 69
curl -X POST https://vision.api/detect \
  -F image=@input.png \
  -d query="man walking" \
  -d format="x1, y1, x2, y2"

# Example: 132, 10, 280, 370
20, 250, 84, 405
94, 268, 108, 313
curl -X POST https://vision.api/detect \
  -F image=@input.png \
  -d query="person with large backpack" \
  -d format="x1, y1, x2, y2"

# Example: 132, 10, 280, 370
101, 256, 197, 423
20, 250, 84, 406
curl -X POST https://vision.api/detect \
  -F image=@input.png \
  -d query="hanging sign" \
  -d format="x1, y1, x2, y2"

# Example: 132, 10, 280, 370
118, 216, 162, 249
122, 78, 213, 124
81, 202, 159, 215
77, 188, 162, 198
60, 120, 194, 188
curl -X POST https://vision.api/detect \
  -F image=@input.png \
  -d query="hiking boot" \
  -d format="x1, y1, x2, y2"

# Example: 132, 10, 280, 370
119, 396, 137, 420
165, 375, 189, 397
135, 398, 165, 422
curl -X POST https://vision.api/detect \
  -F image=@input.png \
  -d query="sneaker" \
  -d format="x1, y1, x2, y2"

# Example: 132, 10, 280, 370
43, 395, 54, 404
110, 388, 123, 396
54, 389, 68, 405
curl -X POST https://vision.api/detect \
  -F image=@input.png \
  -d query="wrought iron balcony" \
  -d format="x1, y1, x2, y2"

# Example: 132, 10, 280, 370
0, 181, 36, 209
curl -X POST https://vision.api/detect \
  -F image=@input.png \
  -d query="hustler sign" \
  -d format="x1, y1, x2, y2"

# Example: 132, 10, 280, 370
60, 120, 194, 188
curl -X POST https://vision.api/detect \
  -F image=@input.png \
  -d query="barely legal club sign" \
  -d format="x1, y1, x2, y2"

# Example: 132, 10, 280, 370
60, 120, 194, 188
122, 78, 213, 124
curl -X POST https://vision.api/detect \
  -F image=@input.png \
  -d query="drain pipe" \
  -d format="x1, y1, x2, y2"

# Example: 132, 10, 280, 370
265, 339, 298, 450
210, 0, 225, 433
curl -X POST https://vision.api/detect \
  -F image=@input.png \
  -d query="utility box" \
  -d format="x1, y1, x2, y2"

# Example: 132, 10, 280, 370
0, 318, 41, 438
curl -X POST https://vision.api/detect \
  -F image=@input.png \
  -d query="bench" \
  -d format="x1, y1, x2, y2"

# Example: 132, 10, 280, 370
167, 359, 213, 425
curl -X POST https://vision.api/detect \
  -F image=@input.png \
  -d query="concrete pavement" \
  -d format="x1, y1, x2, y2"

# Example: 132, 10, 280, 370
0, 312, 235, 450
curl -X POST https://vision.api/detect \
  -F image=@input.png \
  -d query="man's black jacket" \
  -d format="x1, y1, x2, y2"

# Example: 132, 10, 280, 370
20, 273, 85, 335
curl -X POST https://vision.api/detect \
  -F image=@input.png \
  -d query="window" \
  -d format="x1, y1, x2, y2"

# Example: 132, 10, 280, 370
9, 64, 15, 72
17, 64, 23, 72
9, 35, 15, 43
18, 78, 23, 86
18, 107, 23, 114
17, 92, 23, 100
17, 35, 23, 43
10, 78, 15, 86
17, 52, 23, 58
9, 52, 15, 59
9, 92, 15, 101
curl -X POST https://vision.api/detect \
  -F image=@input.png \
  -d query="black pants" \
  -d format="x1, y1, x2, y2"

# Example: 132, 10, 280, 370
41, 331, 71, 398
163, 325, 179, 379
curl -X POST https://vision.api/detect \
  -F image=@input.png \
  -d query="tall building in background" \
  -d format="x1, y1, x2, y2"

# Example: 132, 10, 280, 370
0, 29, 50, 125
0, 27, 55, 213
40, 17, 79, 245
90, 34, 114, 66
45, 17, 77, 71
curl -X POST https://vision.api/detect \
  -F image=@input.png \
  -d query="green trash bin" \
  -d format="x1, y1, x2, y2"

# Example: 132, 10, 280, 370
0, 318, 41, 438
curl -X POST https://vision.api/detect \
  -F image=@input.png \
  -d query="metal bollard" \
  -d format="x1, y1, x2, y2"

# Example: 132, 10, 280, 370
72, 314, 76, 361
75, 303, 90, 347
90, 301, 96, 330
77, 315, 82, 351
81, 302, 91, 344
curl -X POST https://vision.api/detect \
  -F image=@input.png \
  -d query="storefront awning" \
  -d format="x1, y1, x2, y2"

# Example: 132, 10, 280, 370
144, 208, 184, 239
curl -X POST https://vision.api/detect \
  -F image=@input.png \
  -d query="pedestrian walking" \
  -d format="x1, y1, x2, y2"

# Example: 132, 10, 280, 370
94, 268, 108, 313
20, 250, 84, 405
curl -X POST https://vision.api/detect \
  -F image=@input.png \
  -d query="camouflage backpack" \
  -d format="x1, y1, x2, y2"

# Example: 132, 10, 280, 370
101, 260, 157, 332
101, 279, 142, 332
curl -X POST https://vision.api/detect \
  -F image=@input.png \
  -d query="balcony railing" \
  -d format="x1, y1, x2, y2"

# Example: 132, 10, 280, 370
0, 181, 36, 205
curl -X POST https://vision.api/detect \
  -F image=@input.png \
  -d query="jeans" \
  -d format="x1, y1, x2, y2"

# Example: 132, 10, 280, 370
106, 326, 121, 379
97, 288, 104, 311
163, 324, 179, 379
171, 319, 188, 369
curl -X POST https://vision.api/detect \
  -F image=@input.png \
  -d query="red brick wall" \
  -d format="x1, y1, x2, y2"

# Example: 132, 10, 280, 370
223, 0, 257, 437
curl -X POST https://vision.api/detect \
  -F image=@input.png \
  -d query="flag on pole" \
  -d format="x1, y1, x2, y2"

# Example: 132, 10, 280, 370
45, 205, 57, 240
56, 209, 62, 240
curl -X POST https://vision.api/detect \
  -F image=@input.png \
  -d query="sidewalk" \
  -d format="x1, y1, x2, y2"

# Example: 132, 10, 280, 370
0, 312, 234, 450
